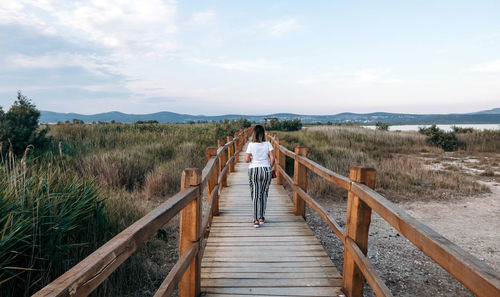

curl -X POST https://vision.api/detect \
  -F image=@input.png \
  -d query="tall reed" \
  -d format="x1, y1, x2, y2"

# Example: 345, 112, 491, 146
0, 150, 107, 296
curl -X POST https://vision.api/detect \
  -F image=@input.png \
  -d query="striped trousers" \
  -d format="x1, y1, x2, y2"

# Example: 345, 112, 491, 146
248, 166, 273, 221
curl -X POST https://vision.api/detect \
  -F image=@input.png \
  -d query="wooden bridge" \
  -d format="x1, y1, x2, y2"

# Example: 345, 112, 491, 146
34, 127, 500, 297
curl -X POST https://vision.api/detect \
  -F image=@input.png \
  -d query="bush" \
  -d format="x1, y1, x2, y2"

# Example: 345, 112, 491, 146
451, 126, 474, 133
375, 122, 390, 131
0, 92, 49, 155
419, 124, 458, 151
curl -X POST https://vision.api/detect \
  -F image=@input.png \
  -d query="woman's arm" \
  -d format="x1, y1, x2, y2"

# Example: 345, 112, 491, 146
245, 153, 252, 163
269, 150, 275, 167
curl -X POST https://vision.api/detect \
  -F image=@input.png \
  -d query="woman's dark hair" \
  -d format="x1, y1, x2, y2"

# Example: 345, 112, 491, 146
253, 125, 266, 143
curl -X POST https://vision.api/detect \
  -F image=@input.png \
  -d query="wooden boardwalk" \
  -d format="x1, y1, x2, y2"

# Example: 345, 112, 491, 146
201, 148, 343, 296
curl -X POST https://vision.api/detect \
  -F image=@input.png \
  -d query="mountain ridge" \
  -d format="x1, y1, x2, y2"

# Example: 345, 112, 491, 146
40, 108, 500, 124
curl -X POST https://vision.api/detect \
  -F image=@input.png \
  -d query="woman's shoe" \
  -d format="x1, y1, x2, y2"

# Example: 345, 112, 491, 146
259, 218, 265, 225
253, 220, 260, 228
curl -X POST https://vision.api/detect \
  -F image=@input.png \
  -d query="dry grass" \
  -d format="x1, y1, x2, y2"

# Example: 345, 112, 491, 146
277, 126, 490, 201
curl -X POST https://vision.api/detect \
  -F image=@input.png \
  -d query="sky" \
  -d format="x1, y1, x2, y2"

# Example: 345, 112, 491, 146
0, 0, 499, 115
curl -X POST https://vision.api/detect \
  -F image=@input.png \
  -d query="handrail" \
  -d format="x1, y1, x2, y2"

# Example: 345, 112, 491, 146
276, 164, 346, 242
201, 184, 219, 240
33, 126, 253, 297
351, 183, 500, 297
267, 132, 500, 297
296, 155, 351, 190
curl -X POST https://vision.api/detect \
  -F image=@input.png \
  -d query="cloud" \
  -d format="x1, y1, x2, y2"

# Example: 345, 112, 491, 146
8, 53, 111, 76
254, 17, 302, 37
298, 68, 404, 86
0, 0, 180, 57
353, 68, 404, 84
187, 10, 216, 26
189, 58, 279, 72
469, 59, 500, 73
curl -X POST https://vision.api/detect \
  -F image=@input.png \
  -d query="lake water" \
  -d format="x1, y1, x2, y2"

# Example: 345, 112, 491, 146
363, 123, 500, 131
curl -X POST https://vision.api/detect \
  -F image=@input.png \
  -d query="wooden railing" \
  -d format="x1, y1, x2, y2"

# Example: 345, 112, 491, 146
267, 132, 500, 297
32, 127, 254, 297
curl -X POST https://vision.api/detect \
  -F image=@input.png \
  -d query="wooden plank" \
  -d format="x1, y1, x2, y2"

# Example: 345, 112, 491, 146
204, 245, 324, 251
204, 251, 327, 257
201, 261, 335, 268
201, 278, 341, 287
205, 242, 318, 247
211, 217, 303, 223
202, 287, 343, 296
202, 266, 339, 274
201, 272, 340, 279
208, 226, 312, 231
209, 221, 305, 225
201, 256, 332, 263
204, 294, 291, 297
208, 231, 314, 236
207, 235, 316, 242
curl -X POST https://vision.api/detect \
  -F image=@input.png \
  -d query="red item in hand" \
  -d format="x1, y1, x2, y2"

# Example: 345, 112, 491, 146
272, 170, 277, 179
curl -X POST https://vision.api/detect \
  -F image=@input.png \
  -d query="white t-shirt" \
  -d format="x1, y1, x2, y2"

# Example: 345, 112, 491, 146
246, 141, 274, 169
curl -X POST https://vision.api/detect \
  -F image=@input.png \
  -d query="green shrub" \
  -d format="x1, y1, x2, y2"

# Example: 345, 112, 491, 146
267, 118, 302, 131
0, 92, 49, 155
375, 122, 390, 131
419, 124, 458, 151
451, 126, 474, 133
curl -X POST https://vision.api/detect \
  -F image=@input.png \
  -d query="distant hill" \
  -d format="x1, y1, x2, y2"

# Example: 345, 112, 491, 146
40, 108, 500, 124
471, 108, 500, 114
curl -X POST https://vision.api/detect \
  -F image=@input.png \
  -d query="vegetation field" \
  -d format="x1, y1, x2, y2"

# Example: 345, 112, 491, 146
1, 119, 250, 297
2, 116, 498, 297
274, 125, 499, 201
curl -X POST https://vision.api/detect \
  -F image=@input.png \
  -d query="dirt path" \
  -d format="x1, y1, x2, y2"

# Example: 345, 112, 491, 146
402, 182, 500, 272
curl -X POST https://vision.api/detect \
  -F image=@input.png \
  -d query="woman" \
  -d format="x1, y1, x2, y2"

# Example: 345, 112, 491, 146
245, 125, 275, 228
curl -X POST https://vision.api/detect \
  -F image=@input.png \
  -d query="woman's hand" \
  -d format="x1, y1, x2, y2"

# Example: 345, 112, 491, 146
269, 150, 275, 167
245, 153, 252, 163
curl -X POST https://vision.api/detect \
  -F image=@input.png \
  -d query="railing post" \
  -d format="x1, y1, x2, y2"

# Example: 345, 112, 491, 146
234, 133, 240, 163
293, 146, 308, 218
227, 136, 235, 173
342, 167, 376, 297
217, 139, 228, 188
179, 168, 202, 297
276, 138, 286, 185
206, 147, 219, 221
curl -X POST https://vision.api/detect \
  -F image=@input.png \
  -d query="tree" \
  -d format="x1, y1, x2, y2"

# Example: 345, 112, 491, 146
0, 92, 48, 155
281, 119, 302, 131
267, 118, 281, 130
